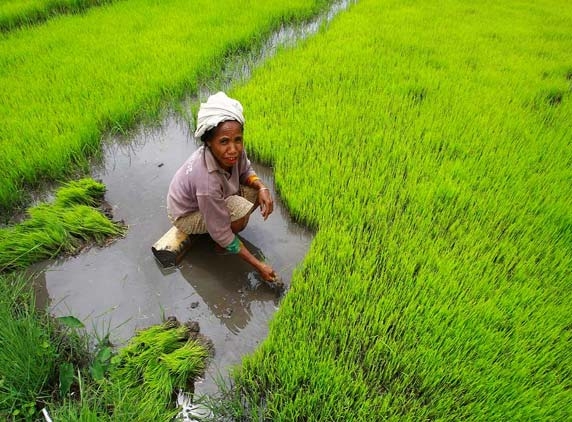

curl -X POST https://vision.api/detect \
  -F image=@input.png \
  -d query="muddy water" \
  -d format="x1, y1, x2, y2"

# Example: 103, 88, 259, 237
28, 113, 313, 395
24, 0, 354, 399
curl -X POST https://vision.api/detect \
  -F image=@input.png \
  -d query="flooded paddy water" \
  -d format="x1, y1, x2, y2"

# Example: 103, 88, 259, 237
28, 113, 313, 395
22, 0, 353, 398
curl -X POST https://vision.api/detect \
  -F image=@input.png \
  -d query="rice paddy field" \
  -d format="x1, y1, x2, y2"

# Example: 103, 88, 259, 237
226, 0, 572, 419
1, 0, 571, 420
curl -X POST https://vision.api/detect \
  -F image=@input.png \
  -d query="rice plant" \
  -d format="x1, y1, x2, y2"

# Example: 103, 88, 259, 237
104, 319, 211, 421
221, 0, 572, 419
0, 178, 125, 272
0, 0, 119, 32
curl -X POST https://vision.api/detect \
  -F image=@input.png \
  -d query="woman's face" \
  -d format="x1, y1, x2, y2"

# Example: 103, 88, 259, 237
206, 120, 244, 171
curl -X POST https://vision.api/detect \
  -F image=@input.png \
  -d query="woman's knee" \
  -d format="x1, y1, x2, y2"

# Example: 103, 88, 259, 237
231, 215, 250, 233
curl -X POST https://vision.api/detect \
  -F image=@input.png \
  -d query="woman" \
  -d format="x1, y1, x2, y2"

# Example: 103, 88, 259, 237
167, 92, 277, 283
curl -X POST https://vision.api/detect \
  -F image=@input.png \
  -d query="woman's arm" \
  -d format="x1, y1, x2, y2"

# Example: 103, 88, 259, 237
225, 236, 276, 282
238, 243, 276, 282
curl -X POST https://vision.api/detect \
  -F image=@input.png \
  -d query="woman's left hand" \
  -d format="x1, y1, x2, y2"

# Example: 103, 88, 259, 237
258, 188, 274, 220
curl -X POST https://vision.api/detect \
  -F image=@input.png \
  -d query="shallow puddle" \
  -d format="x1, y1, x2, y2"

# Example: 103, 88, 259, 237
28, 113, 313, 395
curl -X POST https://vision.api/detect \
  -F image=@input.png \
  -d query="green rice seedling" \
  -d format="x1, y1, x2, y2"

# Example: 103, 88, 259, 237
0, 178, 124, 271
0, 0, 118, 32
216, 0, 572, 419
54, 178, 107, 207
105, 319, 210, 421
0, 0, 334, 214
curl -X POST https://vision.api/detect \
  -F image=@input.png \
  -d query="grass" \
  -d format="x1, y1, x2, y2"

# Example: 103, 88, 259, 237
0, 272, 57, 419
0, 272, 94, 420
0, 0, 119, 32
0, 0, 333, 215
0, 271, 211, 421
218, 0, 572, 419
0, 178, 125, 272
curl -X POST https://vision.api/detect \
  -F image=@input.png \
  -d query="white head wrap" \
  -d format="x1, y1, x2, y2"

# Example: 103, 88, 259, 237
194, 92, 245, 140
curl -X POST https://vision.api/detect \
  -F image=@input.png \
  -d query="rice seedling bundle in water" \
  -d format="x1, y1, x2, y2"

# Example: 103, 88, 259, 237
227, 0, 572, 419
103, 319, 211, 420
0, 178, 124, 271
0, 0, 333, 213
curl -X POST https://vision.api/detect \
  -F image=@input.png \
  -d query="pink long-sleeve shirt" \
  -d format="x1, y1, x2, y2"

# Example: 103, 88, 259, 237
167, 146, 256, 247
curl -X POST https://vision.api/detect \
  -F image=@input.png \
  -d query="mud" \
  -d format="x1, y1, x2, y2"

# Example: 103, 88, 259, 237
27, 113, 313, 395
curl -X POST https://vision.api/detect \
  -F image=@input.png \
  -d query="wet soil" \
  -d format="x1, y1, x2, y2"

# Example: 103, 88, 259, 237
27, 113, 313, 395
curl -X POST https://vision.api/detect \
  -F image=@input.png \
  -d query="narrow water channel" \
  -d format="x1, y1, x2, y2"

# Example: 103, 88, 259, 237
26, 0, 353, 398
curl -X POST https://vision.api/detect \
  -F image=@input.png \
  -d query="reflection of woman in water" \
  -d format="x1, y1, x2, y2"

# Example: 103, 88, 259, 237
167, 92, 277, 282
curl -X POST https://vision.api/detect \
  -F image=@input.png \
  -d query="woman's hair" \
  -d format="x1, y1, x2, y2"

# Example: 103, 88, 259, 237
201, 126, 216, 144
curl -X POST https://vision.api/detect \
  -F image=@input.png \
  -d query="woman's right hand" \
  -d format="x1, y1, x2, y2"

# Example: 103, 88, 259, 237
236, 240, 277, 283
258, 263, 277, 283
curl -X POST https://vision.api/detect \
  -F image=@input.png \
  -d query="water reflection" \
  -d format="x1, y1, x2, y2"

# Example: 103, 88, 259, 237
177, 235, 278, 334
